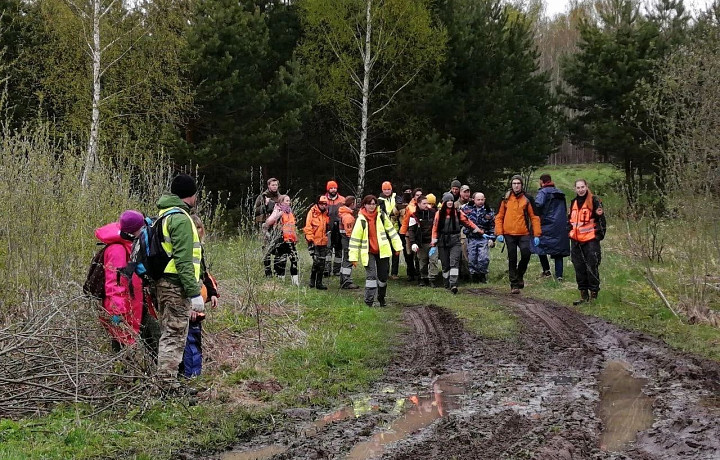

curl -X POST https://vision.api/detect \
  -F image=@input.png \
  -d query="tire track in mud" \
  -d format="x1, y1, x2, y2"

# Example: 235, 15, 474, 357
211, 290, 720, 460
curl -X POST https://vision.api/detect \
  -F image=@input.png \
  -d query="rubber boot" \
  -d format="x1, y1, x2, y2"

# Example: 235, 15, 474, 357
315, 271, 328, 290
479, 273, 487, 284
291, 275, 299, 286
573, 290, 589, 305
309, 268, 316, 288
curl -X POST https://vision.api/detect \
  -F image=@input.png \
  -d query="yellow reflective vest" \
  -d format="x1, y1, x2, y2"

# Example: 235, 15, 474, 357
348, 211, 403, 267
160, 207, 202, 283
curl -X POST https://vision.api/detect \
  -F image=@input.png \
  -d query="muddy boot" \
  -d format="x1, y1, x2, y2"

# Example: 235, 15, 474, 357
541, 270, 552, 278
450, 285, 458, 295
479, 273, 487, 284
315, 271, 328, 290
309, 268, 316, 288
573, 290, 589, 305
589, 290, 599, 301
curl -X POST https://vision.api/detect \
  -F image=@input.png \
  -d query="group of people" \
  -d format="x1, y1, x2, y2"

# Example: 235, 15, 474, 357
89, 172, 605, 395
256, 173, 606, 307
92, 174, 217, 395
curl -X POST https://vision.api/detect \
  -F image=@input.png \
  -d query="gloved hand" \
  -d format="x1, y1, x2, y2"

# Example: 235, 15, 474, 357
429, 247, 437, 257
431, 238, 438, 246
411, 244, 419, 253
110, 315, 122, 325
496, 235, 504, 243
533, 237, 540, 246
190, 295, 205, 313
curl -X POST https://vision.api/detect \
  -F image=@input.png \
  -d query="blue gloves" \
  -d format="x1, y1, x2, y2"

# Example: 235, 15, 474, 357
110, 315, 122, 325
533, 237, 540, 246
429, 247, 437, 257
482, 234, 490, 240
496, 235, 504, 243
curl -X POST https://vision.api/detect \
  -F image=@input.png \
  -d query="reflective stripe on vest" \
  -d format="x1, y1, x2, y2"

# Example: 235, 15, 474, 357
569, 199, 596, 242
159, 207, 202, 281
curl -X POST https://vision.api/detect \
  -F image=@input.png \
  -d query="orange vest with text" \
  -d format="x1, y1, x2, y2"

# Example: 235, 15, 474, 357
569, 193, 596, 242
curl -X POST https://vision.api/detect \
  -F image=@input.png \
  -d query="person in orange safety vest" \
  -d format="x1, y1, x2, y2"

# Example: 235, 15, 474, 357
264, 195, 300, 286
569, 179, 606, 305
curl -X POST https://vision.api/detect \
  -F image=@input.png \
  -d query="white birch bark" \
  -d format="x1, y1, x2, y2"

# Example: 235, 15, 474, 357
81, 0, 102, 188
356, 0, 372, 197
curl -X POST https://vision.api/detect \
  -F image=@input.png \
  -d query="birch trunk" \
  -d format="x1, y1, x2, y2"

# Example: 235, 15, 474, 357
81, 0, 102, 188
356, 0, 372, 197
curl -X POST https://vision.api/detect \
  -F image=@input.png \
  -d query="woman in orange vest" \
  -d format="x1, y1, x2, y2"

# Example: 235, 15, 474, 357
265, 195, 300, 286
568, 179, 606, 304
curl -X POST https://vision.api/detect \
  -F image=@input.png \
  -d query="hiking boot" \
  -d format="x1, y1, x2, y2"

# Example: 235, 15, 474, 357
378, 298, 387, 307
510, 288, 521, 295
573, 290, 589, 305
541, 270, 552, 278
589, 291, 599, 301
479, 273, 487, 284
343, 283, 360, 290
450, 286, 458, 295
315, 274, 328, 290
556, 277, 563, 282
390, 275, 400, 280
418, 278, 428, 287
429, 280, 437, 288
365, 301, 373, 307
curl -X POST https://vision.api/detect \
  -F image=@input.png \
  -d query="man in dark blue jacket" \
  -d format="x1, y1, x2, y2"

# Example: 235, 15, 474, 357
531, 174, 570, 280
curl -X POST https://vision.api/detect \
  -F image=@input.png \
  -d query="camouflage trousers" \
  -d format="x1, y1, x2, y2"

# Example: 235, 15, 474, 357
155, 279, 191, 386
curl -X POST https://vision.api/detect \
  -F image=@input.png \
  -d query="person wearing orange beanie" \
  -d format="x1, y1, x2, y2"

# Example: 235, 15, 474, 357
378, 181, 402, 279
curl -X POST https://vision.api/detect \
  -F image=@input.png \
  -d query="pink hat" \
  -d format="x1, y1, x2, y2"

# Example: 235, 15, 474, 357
119, 210, 145, 233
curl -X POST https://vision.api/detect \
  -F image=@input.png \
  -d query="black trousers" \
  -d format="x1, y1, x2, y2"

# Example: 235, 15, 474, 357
505, 235, 531, 289
399, 234, 418, 278
273, 242, 298, 276
571, 240, 601, 292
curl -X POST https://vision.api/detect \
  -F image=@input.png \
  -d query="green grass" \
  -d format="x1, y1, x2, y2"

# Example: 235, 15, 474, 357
9, 162, 720, 459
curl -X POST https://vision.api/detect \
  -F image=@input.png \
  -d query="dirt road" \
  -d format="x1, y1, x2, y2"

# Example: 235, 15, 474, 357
214, 289, 720, 459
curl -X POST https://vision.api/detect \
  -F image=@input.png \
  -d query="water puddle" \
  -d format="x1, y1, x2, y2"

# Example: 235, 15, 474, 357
221, 445, 287, 460
598, 360, 655, 452
345, 372, 469, 459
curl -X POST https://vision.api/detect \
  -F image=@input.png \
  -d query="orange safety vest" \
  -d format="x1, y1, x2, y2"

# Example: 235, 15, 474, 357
569, 194, 596, 242
281, 212, 298, 243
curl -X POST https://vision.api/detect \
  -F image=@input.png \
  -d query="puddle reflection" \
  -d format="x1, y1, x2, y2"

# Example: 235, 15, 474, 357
345, 372, 468, 459
598, 360, 655, 452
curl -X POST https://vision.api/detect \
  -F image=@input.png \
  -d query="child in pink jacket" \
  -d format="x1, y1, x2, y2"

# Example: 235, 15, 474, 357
94, 210, 145, 351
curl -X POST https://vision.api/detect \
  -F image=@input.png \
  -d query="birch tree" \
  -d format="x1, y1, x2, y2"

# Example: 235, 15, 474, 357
64, 0, 144, 187
299, 0, 444, 196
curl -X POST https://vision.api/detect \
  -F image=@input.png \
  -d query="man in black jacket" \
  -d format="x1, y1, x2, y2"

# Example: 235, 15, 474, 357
407, 196, 438, 287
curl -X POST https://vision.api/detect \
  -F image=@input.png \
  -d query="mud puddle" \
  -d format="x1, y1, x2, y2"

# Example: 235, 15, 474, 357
220, 372, 469, 460
346, 372, 468, 459
597, 360, 655, 451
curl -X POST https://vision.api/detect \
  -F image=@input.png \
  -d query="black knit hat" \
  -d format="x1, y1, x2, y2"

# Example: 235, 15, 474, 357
171, 174, 197, 199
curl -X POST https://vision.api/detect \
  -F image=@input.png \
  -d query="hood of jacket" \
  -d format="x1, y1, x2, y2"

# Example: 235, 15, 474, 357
338, 206, 354, 218
95, 221, 131, 250
157, 194, 191, 212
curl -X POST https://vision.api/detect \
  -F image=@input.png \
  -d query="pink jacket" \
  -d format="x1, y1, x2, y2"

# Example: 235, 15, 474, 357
95, 222, 144, 345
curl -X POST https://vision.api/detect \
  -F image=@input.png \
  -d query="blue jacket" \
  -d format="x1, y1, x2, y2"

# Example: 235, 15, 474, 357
462, 204, 496, 239
530, 185, 570, 257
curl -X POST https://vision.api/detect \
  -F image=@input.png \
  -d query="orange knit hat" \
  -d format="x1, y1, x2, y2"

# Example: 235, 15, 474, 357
326, 180, 338, 191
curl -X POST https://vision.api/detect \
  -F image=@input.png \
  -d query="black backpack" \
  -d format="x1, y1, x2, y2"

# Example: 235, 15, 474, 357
83, 244, 129, 299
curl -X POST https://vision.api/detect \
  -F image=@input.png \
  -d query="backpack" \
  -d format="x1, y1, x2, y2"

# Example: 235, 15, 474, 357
139, 209, 185, 281
83, 243, 129, 299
